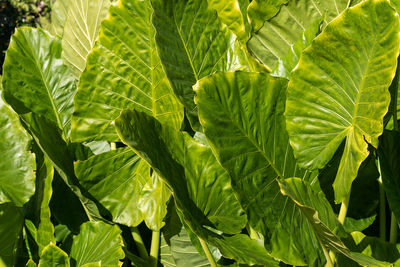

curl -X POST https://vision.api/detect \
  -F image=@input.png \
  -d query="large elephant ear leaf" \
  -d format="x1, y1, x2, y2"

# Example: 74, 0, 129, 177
71, 0, 183, 142
0, 97, 35, 206
151, 0, 248, 129
285, 0, 399, 203
114, 110, 278, 266
247, 0, 354, 71
2, 28, 76, 138
62, 0, 111, 78
70, 221, 124, 266
279, 178, 391, 267
195, 71, 323, 265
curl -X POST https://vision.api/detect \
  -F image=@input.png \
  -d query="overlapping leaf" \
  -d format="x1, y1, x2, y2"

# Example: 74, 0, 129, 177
2, 28, 77, 138
0, 203, 24, 267
75, 147, 170, 230
70, 221, 124, 266
115, 110, 278, 266
285, 0, 399, 202
72, 0, 183, 142
62, 0, 111, 77
151, 0, 247, 128
0, 97, 35, 206
279, 178, 390, 267
247, 0, 287, 32
247, 0, 356, 71
38, 244, 70, 267
195, 71, 323, 265
208, 0, 250, 42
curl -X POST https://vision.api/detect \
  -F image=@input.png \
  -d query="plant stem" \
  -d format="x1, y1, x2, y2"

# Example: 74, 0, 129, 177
150, 231, 160, 267
322, 245, 334, 267
131, 227, 149, 260
390, 212, 398, 244
199, 237, 217, 267
378, 160, 386, 241
249, 226, 259, 240
338, 192, 351, 225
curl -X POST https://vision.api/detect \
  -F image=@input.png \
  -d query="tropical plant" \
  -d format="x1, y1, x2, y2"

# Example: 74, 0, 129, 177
1, 0, 400, 266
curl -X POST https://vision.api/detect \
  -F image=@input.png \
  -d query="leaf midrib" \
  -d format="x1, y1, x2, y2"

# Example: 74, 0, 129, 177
21, 33, 65, 133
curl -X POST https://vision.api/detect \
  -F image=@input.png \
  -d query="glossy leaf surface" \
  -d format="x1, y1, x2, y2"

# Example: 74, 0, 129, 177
195, 71, 321, 264
247, 0, 354, 71
2, 28, 77, 137
0, 97, 35, 206
115, 110, 278, 266
72, 0, 183, 142
62, 0, 111, 77
75, 147, 170, 230
70, 221, 124, 267
285, 0, 399, 202
151, 0, 247, 126
247, 0, 287, 32
208, 0, 250, 42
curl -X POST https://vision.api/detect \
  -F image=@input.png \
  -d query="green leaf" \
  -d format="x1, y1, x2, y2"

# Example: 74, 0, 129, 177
0, 203, 24, 267
0, 97, 35, 206
70, 221, 124, 267
161, 226, 211, 267
139, 172, 171, 231
37, 157, 56, 255
279, 178, 390, 267
20, 113, 100, 221
195, 71, 320, 265
378, 130, 400, 223
285, 0, 399, 202
271, 17, 322, 80
183, 133, 247, 234
72, 0, 183, 142
40, 0, 71, 37
62, 0, 111, 77
26, 259, 37, 267
2, 28, 77, 138
151, 0, 248, 128
114, 110, 278, 266
247, 0, 354, 71
38, 244, 70, 267
247, 0, 288, 32
208, 0, 250, 42
75, 147, 170, 230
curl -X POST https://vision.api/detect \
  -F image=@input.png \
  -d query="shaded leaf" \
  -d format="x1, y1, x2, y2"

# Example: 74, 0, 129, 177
40, 0, 71, 37
72, 0, 183, 142
0, 203, 24, 267
114, 110, 278, 266
279, 178, 390, 267
285, 0, 399, 202
378, 130, 400, 223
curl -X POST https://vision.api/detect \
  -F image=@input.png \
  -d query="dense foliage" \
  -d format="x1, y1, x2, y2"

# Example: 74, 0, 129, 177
1, 0, 400, 266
